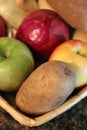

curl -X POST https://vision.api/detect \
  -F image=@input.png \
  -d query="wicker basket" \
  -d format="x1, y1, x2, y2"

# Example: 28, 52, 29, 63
0, 86, 87, 127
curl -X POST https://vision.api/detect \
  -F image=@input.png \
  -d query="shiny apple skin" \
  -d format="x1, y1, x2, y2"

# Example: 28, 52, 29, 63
16, 9, 69, 58
0, 37, 34, 91
49, 39, 87, 88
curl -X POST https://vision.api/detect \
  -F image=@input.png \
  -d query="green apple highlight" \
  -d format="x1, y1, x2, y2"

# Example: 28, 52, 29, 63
0, 37, 34, 91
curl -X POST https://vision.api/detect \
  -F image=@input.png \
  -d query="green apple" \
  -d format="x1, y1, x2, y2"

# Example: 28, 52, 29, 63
49, 39, 87, 88
0, 37, 34, 91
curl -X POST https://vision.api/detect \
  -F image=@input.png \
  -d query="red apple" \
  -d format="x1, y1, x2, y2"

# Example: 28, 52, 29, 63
0, 17, 5, 37
16, 9, 69, 58
49, 39, 87, 88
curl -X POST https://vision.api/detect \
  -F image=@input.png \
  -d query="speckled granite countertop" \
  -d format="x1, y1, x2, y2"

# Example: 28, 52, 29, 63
0, 94, 87, 130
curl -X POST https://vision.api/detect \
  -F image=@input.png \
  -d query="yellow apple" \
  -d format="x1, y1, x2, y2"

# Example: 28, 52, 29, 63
38, 0, 54, 10
49, 39, 87, 88
73, 30, 87, 43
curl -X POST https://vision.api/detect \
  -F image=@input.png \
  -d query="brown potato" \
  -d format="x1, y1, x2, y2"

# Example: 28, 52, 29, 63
46, 0, 87, 31
16, 61, 76, 115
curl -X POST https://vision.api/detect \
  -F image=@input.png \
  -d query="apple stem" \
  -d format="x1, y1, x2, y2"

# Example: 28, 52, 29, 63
4, 51, 9, 58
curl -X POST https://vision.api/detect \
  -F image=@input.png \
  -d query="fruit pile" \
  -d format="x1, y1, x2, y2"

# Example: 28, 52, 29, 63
0, 0, 87, 116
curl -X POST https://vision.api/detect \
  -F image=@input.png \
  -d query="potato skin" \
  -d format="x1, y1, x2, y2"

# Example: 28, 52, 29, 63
46, 0, 87, 31
16, 61, 76, 115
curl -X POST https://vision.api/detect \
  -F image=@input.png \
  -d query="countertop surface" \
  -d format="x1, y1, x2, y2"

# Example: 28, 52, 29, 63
0, 92, 87, 130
